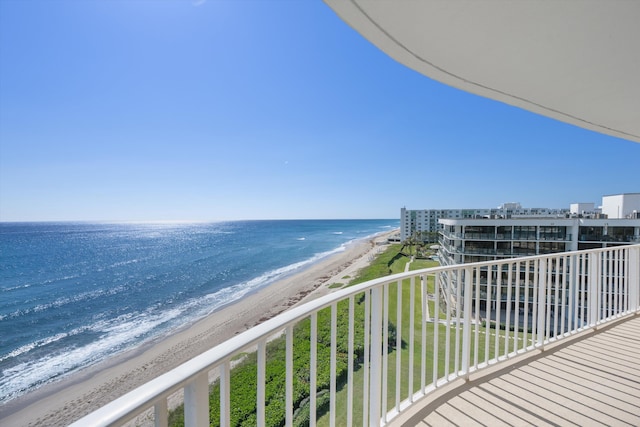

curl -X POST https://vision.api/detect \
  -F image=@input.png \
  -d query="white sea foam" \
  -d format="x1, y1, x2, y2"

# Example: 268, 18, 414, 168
0, 307, 183, 403
6, 285, 126, 319
41, 274, 82, 285
108, 257, 148, 269
3, 274, 83, 293
1, 283, 33, 292
0, 329, 86, 363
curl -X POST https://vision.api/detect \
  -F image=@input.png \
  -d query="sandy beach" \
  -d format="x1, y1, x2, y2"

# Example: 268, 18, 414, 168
0, 230, 397, 427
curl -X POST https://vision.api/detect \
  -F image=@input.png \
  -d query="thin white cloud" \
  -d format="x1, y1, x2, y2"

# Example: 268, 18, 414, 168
192, 0, 206, 6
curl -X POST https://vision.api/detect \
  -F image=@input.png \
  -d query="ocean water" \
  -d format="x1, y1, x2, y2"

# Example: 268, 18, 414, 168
0, 219, 397, 404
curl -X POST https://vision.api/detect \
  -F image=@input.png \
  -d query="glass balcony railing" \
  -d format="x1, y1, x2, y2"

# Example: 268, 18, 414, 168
441, 231, 573, 241
580, 234, 640, 243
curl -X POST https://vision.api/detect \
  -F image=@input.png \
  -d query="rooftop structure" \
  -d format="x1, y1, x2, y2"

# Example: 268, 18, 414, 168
570, 202, 600, 217
602, 193, 640, 219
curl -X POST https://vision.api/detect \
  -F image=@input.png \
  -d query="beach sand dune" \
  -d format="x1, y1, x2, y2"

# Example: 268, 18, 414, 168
0, 231, 396, 427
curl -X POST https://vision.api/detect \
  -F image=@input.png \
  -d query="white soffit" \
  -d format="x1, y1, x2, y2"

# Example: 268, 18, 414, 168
325, 0, 640, 143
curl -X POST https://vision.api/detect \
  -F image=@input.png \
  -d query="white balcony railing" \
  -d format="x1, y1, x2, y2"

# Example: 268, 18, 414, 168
71, 245, 640, 427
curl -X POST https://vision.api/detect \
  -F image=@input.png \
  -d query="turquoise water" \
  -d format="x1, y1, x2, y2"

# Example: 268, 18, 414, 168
0, 219, 397, 403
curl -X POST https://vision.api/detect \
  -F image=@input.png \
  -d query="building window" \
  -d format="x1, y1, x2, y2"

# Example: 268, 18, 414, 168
496, 241, 511, 255
579, 226, 603, 241
465, 241, 494, 254
606, 226, 635, 242
514, 226, 536, 240
513, 241, 536, 255
539, 226, 567, 241
539, 242, 566, 254
496, 226, 512, 240
464, 226, 494, 239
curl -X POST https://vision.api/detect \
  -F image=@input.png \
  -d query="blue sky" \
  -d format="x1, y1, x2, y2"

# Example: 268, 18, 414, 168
1, 0, 638, 222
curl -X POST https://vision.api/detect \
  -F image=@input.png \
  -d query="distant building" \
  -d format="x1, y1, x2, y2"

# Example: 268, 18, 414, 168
601, 193, 640, 219
433, 195, 640, 336
569, 202, 601, 217
401, 194, 640, 265
433, 194, 640, 266
438, 217, 640, 265
400, 205, 569, 242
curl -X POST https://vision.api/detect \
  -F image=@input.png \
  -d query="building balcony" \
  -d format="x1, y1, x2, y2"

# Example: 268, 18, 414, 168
71, 245, 640, 426
460, 247, 496, 255
579, 234, 640, 243
538, 234, 571, 241
441, 231, 573, 242
394, 314, 640, 426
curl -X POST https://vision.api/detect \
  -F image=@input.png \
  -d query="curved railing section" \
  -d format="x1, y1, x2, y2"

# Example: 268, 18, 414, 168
71, 245, 640, 427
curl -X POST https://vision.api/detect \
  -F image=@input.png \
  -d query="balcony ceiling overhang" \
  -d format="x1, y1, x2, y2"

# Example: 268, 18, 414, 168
325, 1, 640, 143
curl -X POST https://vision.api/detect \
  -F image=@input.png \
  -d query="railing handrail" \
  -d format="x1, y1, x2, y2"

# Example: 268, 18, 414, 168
71, 244, 640, 426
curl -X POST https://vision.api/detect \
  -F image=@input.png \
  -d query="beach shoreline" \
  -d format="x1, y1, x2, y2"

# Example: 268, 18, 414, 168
0, 229, 398, 427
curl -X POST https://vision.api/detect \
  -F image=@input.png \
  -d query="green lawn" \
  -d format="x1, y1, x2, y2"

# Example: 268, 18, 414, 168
318, 253, 533, 426
409, 259, 439, 271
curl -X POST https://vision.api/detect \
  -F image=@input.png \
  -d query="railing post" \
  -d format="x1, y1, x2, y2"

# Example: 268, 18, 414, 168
286, 326, 293, 427
433, 272, 440, 387
184, 373, 209, 427
629, 246, 640, 313
589, 252, 600, 327
461, 267, 473, 378
395, 281, 402, 411
258, 342, 266, 426
408, 276, 415, 401
567, 254, 577, 333
444, 271, 452, 378
369, 286, 383, 426
330, 304, 337, 427
382, 284, 389, 419
421, 275, 427, 390
220, 362, 230, 427
310, 314, 317, 427
363, 291, 370, 426
536, 258, 547, 347
154, 400, 168, 427
347, 296, 355, 427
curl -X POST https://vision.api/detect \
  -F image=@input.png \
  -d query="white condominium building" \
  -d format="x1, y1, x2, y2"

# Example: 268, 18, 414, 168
439, 217, 640, 265
435, 195, 640, 337
435, 193, 640, 266
400, 204, 569, 242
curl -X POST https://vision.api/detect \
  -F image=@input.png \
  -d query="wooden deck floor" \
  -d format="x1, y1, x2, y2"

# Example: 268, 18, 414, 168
396, 315, 640, 427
